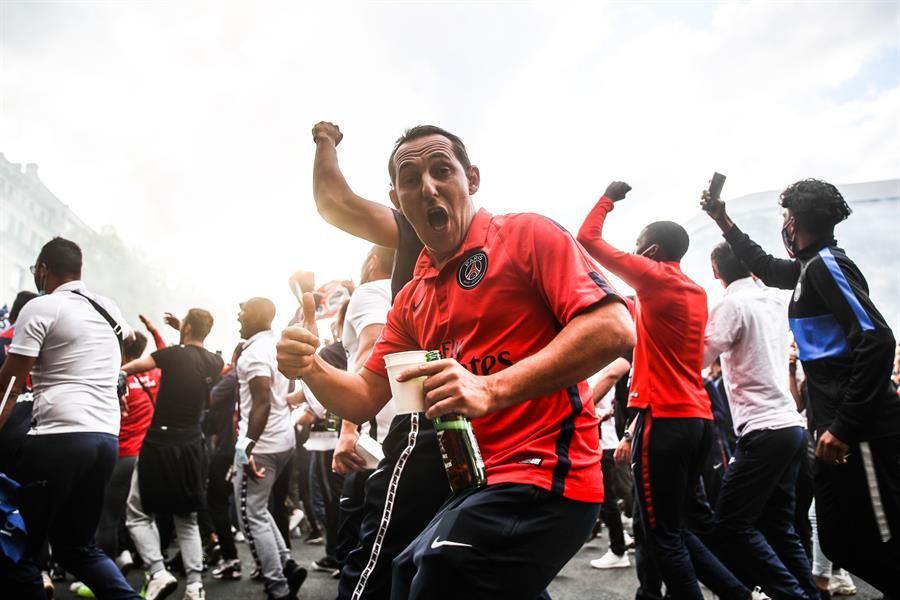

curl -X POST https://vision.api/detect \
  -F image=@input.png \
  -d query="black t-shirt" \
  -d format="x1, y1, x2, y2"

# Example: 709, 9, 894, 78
150, 345, 223, 431
391, 209, 424, 302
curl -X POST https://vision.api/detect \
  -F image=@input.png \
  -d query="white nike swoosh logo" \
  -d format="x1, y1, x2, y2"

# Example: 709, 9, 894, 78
430, 537, 473, 550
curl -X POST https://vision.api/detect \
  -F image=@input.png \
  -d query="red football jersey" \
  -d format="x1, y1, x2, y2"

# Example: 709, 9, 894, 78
367, 209, 622, 502
578, 197, 712, 420
119, 369, 160, 457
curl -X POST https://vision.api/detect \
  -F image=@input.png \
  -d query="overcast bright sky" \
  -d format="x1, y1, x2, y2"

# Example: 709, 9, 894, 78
2, 0, 898, 345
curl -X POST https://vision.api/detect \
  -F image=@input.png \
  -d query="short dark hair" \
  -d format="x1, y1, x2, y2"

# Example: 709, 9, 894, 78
10, 291, 38, 322
644, 221, 690, 262
388, 125, 471, 184
37, 237, 82, 277
184, 308, 214, 341
369, 245, 396, 276
710, 242, 752, 285
779, 179, 851, 236
123, 331, 148, 361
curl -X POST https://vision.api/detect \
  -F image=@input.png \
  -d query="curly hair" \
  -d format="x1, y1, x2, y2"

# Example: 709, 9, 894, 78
779, 179, 852, 235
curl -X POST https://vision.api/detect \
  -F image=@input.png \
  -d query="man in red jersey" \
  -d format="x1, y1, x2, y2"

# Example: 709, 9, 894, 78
578, 182, 745, 600
277, 125, 634, 599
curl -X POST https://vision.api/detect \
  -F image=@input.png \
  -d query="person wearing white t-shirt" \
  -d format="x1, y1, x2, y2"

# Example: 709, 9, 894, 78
233, 297, 306, 600
703, 242, 816, 599
330, 247, 395, 582
588, 358, 633, 571
0, 237, 140, 600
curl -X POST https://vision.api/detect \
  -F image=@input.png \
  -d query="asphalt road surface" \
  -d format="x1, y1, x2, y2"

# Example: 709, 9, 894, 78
52, 527, 881, 600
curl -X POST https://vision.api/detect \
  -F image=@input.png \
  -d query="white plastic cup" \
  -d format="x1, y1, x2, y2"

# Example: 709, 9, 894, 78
384, 350, 429, 414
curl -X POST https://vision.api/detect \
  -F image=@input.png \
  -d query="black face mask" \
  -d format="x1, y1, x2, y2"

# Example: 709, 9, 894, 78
781, 222, 796, 258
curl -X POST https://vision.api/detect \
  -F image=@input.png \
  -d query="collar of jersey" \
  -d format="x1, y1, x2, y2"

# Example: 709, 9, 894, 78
412, 208, 493, 281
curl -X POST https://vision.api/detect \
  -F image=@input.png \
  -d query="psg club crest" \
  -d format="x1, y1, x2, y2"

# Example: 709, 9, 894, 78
457, 251, 488, 290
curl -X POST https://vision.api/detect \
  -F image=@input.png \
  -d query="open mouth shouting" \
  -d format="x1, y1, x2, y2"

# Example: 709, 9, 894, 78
426, 206, 450, 232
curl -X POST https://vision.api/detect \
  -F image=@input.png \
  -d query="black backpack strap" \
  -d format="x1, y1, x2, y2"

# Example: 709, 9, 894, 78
69, 290, 124, 352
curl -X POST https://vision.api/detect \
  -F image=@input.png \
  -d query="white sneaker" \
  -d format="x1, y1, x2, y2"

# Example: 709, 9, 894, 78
182, 583, 205, 600
234, 530, 246, 543
289, 508, 304, 532
829, 569, 857, 596
590, 549, 630, 569
42, 572, 54, 599
750, 586, 771, 600
115, 549, 134, 573
144, 569, 178, 600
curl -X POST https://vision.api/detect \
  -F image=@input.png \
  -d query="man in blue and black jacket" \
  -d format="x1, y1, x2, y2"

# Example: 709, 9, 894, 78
701, 178, 899, 597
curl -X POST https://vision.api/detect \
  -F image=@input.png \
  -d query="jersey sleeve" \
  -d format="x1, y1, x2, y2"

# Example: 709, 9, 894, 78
576, 197, 667, 292
703, 296, 741, 367
364, 293, 420, 378
506, 213, 622, 325
723, 225, 801, 291
804, 250, 896, 443
9, 299, 56, 358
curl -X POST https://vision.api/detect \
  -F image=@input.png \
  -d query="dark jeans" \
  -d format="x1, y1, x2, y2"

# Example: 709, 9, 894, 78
207, 453, 238, 560
9, 433, 140, 600
269, 452, 293, 548
336, 468, 371, 566
815, 434, 900, 595
632, 412, 735, 600
714, 426, 816, 599
96, 454, 137, 558
600, 448, 626, 556
337, 415, 450, 600
311, 449, 344, 560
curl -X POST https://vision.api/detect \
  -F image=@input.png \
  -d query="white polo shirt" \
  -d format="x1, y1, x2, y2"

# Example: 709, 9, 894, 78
236, 329, 295, 455
703, 277, 806, 436
341, 279, 395, 444
10, 280, 131, 436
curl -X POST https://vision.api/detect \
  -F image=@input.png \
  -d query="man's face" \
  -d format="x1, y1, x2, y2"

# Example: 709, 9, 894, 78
238, 302, 255, 340
634, 229, 658, 259
390, 134, 479, 263
32, 261, 47, 293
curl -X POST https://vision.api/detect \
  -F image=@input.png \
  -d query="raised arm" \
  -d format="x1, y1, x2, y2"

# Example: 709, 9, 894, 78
139, 314, 167, 350
700, 190, 801, 290
312, 121, 400, 248
576, 182, 666, 291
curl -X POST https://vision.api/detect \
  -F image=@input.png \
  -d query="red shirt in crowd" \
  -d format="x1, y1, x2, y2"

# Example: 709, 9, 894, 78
119, 369, 160, 457
118, 326, 167, 457
577, 197, 712, 420
367, 209, 622, 502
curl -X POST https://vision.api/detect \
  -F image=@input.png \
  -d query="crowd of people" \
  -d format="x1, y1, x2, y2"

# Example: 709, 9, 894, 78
0, 121, 897, 600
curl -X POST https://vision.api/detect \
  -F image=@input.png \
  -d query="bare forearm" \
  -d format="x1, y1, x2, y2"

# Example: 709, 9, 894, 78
487, 302, 634, 413
313, 141, 399, 247
303, 357, 389, 424
246, 394, 271, 443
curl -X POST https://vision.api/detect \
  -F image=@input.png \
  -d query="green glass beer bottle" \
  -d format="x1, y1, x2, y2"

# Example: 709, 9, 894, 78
426, 350, 487, 492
